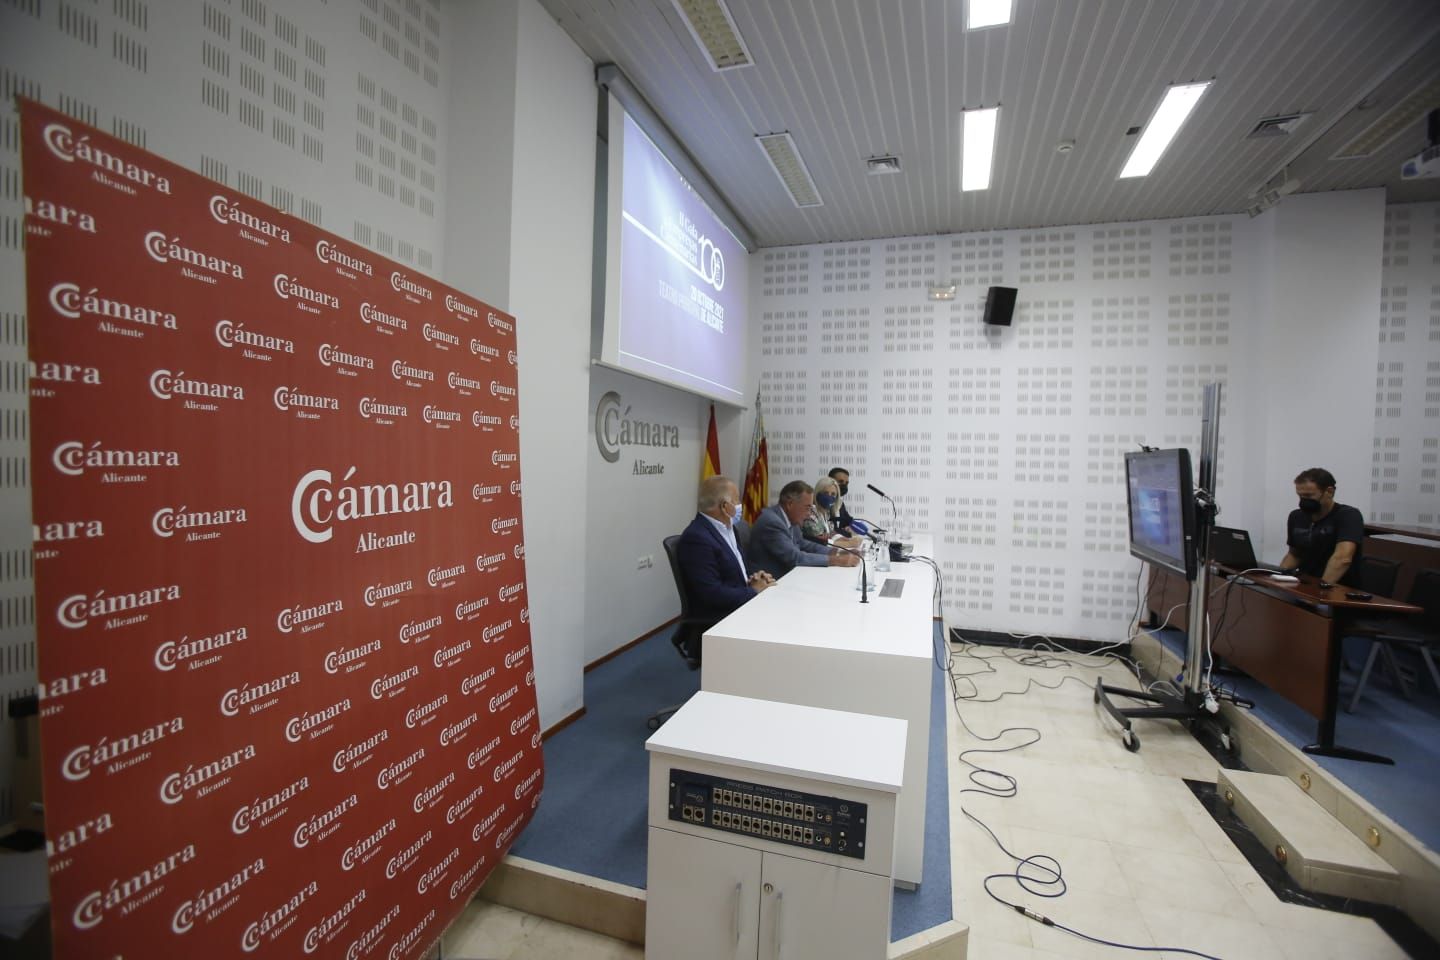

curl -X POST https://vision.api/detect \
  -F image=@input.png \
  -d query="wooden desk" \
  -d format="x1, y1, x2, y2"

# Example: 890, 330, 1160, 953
1146, 564, 1421, 764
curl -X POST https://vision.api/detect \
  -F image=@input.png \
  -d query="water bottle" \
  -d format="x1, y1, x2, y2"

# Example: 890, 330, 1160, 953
875, 536, 891, 573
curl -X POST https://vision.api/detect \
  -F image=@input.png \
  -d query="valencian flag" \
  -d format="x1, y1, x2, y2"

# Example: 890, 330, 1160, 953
702, 404, 721, 480
742, 392, 769, 523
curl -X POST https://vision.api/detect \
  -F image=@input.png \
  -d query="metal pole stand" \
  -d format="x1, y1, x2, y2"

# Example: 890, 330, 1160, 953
1096, 382, 1236, 753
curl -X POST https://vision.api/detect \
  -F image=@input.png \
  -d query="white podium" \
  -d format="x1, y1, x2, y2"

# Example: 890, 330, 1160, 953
645, 691, 905, 960
701, 537, 935, 886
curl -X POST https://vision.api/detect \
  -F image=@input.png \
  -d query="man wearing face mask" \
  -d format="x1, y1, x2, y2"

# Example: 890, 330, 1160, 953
677, 476, 775, 627
827, 466, 859, 535
1279, 468, 1365, 588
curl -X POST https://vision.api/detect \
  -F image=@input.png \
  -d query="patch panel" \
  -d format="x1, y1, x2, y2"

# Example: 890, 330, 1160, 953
666, 768, 868, 860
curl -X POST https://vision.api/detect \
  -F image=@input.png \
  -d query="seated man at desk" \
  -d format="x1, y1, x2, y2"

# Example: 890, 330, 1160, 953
677, 476, 775, 622
1280, 467, 1365, 588
747, 480, 860, 579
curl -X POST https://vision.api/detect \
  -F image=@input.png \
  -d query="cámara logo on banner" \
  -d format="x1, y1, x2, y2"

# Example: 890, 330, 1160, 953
49, 282, 178, 336
316, 239, 374, 277
42, 120, 172, 194
291, 466, 454, 544
209, 194, 291, 245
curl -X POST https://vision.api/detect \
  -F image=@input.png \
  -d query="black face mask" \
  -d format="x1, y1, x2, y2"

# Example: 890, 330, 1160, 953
1298, 497, 1323, 514
837, 482, 848, 496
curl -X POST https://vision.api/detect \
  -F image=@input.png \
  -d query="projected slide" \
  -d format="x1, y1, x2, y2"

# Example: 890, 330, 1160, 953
612, 111, 747, 402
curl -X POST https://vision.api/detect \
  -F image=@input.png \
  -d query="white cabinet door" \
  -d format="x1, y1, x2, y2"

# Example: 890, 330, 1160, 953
757, 854, 891, 960
646, 827, 762, 960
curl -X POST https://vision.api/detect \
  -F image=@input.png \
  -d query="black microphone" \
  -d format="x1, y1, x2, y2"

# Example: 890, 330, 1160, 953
866, 484, 901, 527
834, 541, 871, 604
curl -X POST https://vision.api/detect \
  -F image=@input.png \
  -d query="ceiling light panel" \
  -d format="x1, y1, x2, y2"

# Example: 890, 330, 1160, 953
1119, 81, 1211, 179
671, 0, 753, 71
967, 0, 1013, 30
756, 133, 823, 208
962, 107, 999, 191
1334, 77, 1440, 159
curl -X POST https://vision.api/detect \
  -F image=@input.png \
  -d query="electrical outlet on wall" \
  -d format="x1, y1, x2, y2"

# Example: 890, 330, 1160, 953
637, 555, 653, 570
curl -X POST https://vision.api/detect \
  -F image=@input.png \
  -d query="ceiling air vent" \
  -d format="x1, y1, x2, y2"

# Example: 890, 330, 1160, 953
756, 133, 823, 208
1246, 113, 1309, 139
671, 0, 753, 71
866, 155, 902, 175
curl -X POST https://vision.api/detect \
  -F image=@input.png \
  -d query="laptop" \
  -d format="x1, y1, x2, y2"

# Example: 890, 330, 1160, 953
1209, 526, 1283, 572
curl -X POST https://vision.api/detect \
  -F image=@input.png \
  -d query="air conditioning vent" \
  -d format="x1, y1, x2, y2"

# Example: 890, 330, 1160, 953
1246, 113, 1309, 139
866, 155, 902, 175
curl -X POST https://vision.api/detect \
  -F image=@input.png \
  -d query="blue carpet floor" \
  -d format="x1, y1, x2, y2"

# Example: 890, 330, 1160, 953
510, 624, 954, 942
1153, 628, 1440, 852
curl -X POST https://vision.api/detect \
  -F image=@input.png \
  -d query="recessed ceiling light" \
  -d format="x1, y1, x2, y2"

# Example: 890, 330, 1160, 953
866, 155, 902, 175
962, 106, 999, 191
671, 0, 753, 71
966, 0, 1013, 30
1119, 81, 1211, 179
1334, 77, 1440, 159
756, 132, 823, 207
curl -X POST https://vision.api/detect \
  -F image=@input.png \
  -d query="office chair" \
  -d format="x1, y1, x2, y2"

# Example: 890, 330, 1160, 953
648, 535, 715, 729
734, 518, 751, 555
1358, 556, 1401, 598
1346, 568, 1440, 713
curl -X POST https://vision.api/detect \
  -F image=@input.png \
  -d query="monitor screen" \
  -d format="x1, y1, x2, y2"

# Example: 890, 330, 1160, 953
1124, 448, 1197, 580
597, 98, 750, 405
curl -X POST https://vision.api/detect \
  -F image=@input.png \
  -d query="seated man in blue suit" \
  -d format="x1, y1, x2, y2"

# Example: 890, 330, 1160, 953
677, 477, 775, 641
747, 480, 861, 580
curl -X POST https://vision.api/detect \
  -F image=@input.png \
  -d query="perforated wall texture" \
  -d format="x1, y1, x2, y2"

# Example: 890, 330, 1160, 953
1371, 202, 1440, 528
754, 214, 1260, 639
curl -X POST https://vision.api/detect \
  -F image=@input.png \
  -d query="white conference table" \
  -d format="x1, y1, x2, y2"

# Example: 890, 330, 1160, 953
701, 535, 936, 886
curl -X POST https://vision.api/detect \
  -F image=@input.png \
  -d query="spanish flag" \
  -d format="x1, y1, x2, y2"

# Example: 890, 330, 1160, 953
701, 404, 721, 480
742, 393, 768, 523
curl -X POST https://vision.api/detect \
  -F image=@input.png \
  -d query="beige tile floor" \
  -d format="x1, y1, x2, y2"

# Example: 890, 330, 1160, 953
442, 645, 1411, 959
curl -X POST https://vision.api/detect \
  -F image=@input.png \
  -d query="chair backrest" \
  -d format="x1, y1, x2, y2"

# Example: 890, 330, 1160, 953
1359, 556, 1401, 598
1405, 568, 1440, 634
734, 519, 751, 555
661, 535, 695, 621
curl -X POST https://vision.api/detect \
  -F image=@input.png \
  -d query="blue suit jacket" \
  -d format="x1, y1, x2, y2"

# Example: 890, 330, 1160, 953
676, 513, 755, 620
746, 504, 831, 579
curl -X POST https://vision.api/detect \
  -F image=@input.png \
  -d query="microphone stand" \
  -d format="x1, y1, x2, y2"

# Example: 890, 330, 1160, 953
806, 535, 870, 604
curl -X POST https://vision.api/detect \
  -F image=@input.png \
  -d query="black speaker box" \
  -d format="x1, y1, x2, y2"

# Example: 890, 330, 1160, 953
983, 286, 1018, 326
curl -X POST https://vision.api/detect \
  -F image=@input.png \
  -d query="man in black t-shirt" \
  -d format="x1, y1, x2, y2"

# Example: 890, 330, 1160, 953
1279, 467, 1365, 588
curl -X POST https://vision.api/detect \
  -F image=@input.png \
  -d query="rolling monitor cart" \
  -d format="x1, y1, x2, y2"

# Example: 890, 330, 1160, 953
1096, 383, 1232, 752
644, 691, 905, 960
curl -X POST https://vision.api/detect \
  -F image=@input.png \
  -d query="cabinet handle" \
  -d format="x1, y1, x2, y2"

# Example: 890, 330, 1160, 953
732, 882, 742, 947
772, 889, 784, 959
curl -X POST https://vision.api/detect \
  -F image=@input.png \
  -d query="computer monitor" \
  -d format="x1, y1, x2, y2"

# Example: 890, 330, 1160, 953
1124, 448, 1198, 580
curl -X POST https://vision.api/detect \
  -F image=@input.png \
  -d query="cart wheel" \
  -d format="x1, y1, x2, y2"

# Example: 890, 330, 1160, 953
1122, 728, 1140, 753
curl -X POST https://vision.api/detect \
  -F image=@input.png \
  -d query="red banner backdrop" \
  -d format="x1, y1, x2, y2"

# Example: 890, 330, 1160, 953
22, 98, 543, 958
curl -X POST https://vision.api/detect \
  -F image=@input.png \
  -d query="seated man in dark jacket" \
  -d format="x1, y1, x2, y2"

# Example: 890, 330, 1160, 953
674, 476, 774, 661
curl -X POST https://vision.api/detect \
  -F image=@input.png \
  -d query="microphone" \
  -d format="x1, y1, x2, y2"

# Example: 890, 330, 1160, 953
866, 483, 901, 527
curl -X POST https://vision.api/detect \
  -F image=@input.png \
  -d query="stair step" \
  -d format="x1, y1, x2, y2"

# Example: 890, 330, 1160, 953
1218, 769, 1399, 904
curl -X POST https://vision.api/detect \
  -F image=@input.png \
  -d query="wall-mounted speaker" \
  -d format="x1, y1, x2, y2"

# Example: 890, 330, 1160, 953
983, 286, 1018, 326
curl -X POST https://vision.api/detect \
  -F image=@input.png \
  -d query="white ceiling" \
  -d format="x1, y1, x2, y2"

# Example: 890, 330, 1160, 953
538, 0, 1440, 247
